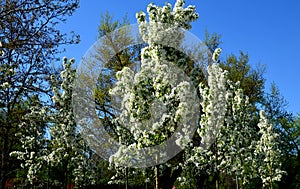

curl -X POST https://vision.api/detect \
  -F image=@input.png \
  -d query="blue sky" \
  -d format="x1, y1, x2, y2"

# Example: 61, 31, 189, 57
60, 0, 300, 115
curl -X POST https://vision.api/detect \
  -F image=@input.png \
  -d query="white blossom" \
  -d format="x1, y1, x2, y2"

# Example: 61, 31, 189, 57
254, 110, 285, 188
212, 47, 222, 62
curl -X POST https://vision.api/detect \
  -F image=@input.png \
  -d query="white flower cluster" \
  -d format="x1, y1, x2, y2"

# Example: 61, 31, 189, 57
212, 48, 222, 62
182, 63, 273, 187
0, 41, 4, 57
0, 82, 10, 89
110, 58, 197, 166
136, 0, 198, 50
137, 0, 198, 31
198, 63, 228, 148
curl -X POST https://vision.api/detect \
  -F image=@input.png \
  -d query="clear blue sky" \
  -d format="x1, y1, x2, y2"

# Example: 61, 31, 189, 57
59, 0, 300, 115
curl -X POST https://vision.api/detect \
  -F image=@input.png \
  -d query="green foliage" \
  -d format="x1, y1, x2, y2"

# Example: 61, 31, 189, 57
204, 30, 223, 55
220, 52, 266, 106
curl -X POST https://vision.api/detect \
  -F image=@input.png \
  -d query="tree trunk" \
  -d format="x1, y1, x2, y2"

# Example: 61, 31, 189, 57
159, 167, 182, 189
154, 151, 184, 189
125, 167, 128, 189
194, 173, 207, 189
216, 178, 219, 189
0, 134, 8, 189
156, 165, 182, 189
155, 165, 159, 189
0, 140, 8, 189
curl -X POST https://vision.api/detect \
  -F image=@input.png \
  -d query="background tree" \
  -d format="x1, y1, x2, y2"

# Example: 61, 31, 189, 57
94, 11, 143, 136
220, 52, 265, 107
12, 58, 98, 188
47, 57, 96, 188
254, 110, 285, 189
263, 83, 300, 189
10, 96, 49, 187
0, 0, 79, 188
281, 115, 300, 189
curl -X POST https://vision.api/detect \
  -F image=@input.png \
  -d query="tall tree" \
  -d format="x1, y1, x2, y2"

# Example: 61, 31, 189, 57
108, 1, 201, 188
93, 1, 269, 188
254, 110, 285, 189
184, 64, 258, 189
0, 0, 79, 188
263, 83, 300, 189
47, 57, 96, 188
12, 58, 97, 188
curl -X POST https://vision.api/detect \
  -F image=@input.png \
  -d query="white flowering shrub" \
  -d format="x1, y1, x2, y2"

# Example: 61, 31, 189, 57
254, 110, 286, 188
180, 62, 284, 188
47, 57, 96, 187
10, 98, 48, 185
11, 58, 97, 187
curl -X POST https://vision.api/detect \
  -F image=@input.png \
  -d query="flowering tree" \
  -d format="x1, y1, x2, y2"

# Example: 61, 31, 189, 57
254, 110, 285, 189
11, 58, 97, 188
177, 62, 285, 189
10, 97, 49, 187
47, 57, 96, 188
177, 62, 257, 189
107, 0, 201, 188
